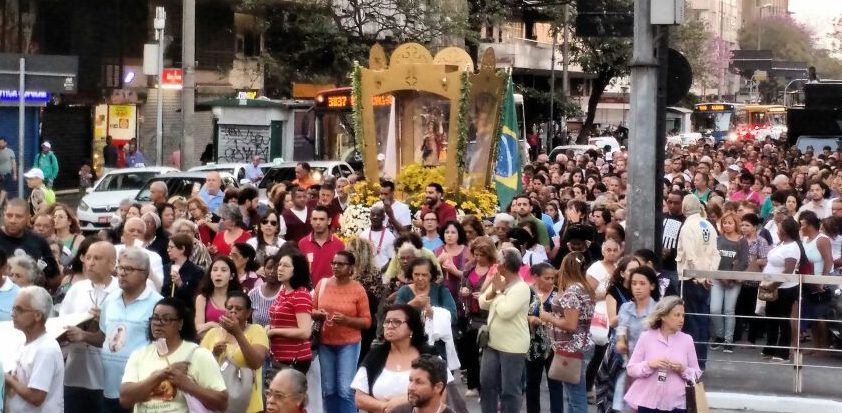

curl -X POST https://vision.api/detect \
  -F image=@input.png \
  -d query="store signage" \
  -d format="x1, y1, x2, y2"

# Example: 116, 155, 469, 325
0, 89, 50, 103
161, 68, 183, 89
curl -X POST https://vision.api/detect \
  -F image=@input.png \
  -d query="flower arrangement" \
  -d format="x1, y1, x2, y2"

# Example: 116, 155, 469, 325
338, 203, 371, 241
349, 181, 382, 206
396, 164, 446, 195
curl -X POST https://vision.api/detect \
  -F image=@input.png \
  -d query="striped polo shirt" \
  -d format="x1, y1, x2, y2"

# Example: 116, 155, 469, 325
268, 287, 313, 362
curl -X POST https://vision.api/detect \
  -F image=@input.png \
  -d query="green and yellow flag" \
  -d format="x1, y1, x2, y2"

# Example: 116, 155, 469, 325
494, 77, 522, 209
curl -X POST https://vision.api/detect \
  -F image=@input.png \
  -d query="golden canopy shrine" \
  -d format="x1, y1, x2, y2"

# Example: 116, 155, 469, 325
353, 43, 507, 188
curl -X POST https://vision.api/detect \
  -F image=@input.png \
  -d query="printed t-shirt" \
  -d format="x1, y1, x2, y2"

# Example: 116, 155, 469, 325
6, 333, 64, 413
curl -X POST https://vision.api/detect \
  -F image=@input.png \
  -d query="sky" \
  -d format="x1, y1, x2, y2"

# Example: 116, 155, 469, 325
788, 1, 842, 50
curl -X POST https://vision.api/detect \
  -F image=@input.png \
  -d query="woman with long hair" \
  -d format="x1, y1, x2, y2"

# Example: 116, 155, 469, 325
458, 236, 498, 397
736, 213, 770, 344
120, 297, 228, 412
55, 236, 96, 305
539, 252, 596, 413
49, 203, 84, 257
187, 196, 217, 245
230, 242, 263, 292
526, 262, 563, 413
266, 250, 314, 385
194, 256, 242, 337
624, 296, 701, 413
710, 211, 749, 352
157, 202, 177, 235
246, 208, 286, 268
799, 210, 834, 349
461, 215, 486, 245
436, 220, 470, 305
762, 217, 803, 362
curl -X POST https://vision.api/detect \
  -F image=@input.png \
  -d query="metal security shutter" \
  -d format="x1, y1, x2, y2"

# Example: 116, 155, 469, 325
41, 106, 93, 190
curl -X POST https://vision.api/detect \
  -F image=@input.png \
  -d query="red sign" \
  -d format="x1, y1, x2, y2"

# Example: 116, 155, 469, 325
162, 68, 183, 88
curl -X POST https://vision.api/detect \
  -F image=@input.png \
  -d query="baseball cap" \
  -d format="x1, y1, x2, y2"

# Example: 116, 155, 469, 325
727, 165, 741, 173
23, 168, 44, 180
41, 141, 51, 149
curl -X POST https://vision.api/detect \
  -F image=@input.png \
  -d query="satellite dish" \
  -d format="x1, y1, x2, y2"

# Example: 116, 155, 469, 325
666, 48, 693, 106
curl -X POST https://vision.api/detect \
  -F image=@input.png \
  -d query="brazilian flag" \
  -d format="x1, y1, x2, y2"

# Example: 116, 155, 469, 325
494, 76, 522, 209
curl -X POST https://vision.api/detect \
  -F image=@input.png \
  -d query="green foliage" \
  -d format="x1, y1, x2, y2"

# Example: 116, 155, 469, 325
571, 36, 632, 140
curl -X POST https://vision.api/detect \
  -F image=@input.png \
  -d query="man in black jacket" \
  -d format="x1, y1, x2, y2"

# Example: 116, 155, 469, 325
0, 198, 59, 288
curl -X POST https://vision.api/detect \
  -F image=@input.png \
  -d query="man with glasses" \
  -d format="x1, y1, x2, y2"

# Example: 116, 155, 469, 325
114, 217, 164, 291
97, 247, 163, 413
60, 241, 120, 413
7, 286, 64, 412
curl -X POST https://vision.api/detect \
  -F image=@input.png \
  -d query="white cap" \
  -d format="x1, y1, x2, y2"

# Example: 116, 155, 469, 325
23, 168, 44, 180
727, 164, 741, 172
41, 141, 51, 149
377, 153, 386, 161
699, 155, 712, 164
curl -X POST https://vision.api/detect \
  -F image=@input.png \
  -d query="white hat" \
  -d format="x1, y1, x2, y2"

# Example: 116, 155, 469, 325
377, 153, 386, 162
699, 155, 712, 164
23, 168, 44, 180
727, 164, 741, 173
41, 141, 51, 149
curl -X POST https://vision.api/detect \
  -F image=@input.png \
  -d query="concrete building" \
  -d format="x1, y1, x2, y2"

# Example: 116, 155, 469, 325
741, 0, 789, 23
686, 0, 744, 99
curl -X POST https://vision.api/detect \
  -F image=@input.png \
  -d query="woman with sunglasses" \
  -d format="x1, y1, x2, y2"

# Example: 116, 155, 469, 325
247, 209, 287, 269
200, 291, 270, 413
313, 250, 372, 413
120, 297, 228, 412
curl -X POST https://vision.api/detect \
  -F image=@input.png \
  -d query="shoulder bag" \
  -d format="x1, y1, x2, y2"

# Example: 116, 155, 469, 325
219, 356, 254, 413
311, 280, 329, 348
547, 349, 583, 384
183, 345, 224, 413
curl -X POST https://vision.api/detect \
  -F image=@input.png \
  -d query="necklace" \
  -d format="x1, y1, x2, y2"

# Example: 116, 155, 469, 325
414, 403, 446, 413
369, 228, 386, 255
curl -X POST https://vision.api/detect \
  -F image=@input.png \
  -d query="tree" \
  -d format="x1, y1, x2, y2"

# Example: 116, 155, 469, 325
571, 36, 631, 142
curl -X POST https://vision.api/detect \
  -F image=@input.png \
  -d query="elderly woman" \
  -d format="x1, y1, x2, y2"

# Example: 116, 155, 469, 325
395, 257, 458, 325
187, 196, 218, 245
164, 233, 206, 304
624, 296, 702, 413
120, 297, 229, 412
142, 211, 170, 267
171, 218, 212, 271
210, 204, 252, 257
157, 202, 178, 235
9, 255, 41, 288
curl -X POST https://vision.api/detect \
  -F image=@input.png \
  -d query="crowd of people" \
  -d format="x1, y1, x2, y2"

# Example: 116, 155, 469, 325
0, 136, 839, 413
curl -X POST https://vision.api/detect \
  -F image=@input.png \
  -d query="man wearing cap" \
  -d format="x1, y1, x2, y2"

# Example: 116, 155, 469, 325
24, 168, 55, 214
33, 141, 58, 188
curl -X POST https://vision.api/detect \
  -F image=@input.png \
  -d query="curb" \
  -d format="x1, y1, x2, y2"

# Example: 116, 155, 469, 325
709, 392, 842, 412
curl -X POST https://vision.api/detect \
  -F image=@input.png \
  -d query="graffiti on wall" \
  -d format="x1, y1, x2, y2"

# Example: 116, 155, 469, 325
217, 124, 271, 163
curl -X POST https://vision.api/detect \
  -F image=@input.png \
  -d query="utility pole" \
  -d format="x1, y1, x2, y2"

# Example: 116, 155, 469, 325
562, 3, 570, 143
182, 0, 196, 170
626, 0, 660, 255
154, 7, 166, 166
548, 28, 557, 154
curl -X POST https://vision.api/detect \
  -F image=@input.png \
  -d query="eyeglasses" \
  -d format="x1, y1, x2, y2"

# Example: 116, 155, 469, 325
11, 306, 37, 315
267, 390, 301, 401
383, 318, 407, 328
116, 265, 145, 274
262, 219, 279, 226
149, 316, 181, 324
330, 261, 350, 267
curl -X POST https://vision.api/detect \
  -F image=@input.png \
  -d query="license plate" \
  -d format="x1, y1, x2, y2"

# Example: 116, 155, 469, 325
98, 215, 111, 223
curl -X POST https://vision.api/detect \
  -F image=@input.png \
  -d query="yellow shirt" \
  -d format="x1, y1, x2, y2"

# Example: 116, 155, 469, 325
200, 324, 270, 413
478, 279, 531, 354
122, 342, 226, 413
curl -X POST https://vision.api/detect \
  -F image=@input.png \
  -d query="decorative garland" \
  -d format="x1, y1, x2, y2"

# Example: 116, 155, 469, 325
351, 62, 365, 158
456, 71, 471, 172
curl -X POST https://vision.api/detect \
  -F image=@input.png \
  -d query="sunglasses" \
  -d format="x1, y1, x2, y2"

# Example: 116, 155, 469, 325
262, 219, 279, 226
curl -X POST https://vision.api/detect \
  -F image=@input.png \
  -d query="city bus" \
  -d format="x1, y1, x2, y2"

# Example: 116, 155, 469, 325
737, 104, 787, 141
691, 102, 744, 142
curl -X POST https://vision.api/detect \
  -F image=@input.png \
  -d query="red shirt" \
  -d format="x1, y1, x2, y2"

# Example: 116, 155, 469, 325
268, 287, 313, 362
298, 233, 346, 287
421, 202, 458, 230
211, 229, 252, 256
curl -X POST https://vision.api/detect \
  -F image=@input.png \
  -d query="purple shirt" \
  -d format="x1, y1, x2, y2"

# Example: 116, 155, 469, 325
624, 329, 702, 411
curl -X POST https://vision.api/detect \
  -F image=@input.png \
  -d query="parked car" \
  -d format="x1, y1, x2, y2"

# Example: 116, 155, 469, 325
188, 162, 274, 184
588, 136, 621, 155
259, 160, 355, 190
77, 166, 179, 232
135, 171, 237, 204
548, 145, 600, 160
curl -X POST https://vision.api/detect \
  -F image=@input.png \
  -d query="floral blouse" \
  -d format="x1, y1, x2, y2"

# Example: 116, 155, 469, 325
551, 282, 595, 354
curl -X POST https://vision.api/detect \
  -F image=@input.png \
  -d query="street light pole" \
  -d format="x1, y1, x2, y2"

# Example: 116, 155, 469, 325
548, 28, 557, 153
154, 7, 166, 166
182, 0, 196, 170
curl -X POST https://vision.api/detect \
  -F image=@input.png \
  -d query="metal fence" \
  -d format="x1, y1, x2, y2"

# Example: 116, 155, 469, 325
681, 269, 842, 394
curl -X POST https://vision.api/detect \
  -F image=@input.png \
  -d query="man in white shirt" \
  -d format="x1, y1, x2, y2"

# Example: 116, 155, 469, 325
374, 180, 411, 234
799, 180, 832, 219
114, 217, 163, 291
6, 286, 65, 413
61, 241, 121, 413
358, 206, 396, 270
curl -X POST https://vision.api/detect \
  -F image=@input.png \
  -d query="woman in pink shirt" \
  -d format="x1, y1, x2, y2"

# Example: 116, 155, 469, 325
624, 296, 702, 413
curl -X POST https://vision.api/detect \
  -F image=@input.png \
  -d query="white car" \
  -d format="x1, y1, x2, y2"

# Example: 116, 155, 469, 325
77, 166, 179, 232
259, 160, 355, 190
188, 162, 274, 184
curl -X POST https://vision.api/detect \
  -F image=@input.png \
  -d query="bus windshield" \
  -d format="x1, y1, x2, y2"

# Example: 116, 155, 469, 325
692, 111, 734, 132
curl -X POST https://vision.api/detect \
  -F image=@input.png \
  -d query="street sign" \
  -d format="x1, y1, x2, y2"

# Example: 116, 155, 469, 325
162, 68, 183, 89
0, 54, 78, 93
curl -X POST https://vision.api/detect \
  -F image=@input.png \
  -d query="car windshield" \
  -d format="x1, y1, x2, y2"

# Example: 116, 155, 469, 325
95, 172, 158, 192
259, 166, 328, 189
136, 178, 206, 202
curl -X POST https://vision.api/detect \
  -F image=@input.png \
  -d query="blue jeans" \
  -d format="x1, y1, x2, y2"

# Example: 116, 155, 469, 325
710, 280, 741, 343
480, 347, 526, 413
562, 349, 593, 413
681, 281, 710, 369
319, 342, 360, 413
